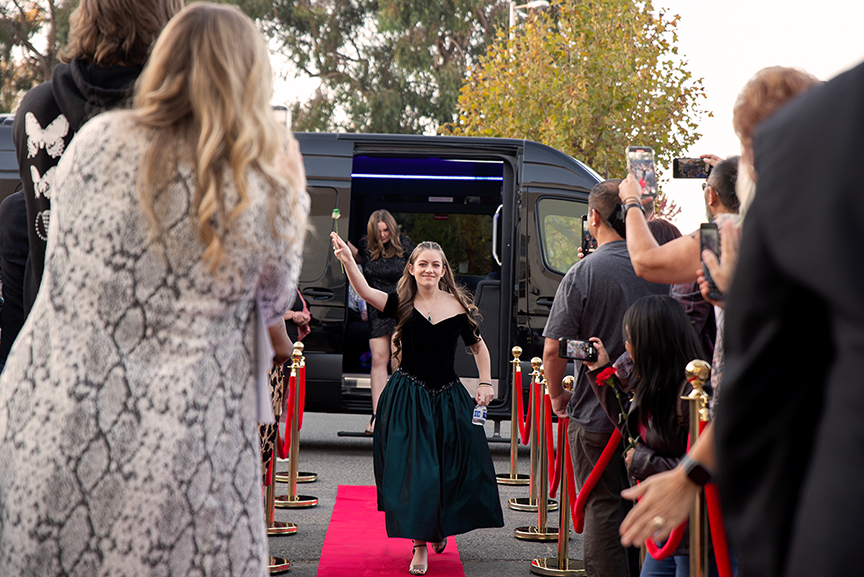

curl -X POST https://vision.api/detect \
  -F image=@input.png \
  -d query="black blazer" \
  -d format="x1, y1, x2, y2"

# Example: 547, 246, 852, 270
716, 59, 864, 577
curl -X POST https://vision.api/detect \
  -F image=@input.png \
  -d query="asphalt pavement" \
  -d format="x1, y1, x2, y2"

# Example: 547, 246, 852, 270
268, 412, 585, 576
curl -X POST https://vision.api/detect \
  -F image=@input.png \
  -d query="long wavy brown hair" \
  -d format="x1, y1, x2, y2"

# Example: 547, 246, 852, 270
62, 0, 183, 66
392, 241, 480, 364
366, 209, 404, 261
130, 2, 308, 275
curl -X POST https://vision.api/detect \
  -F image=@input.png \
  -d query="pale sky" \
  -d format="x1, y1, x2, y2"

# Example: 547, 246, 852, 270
655, 0, 864, 232
271, 0, 864, 233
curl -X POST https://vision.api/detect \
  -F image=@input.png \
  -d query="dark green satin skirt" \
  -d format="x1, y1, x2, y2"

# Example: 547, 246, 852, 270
373, 369, 505, 542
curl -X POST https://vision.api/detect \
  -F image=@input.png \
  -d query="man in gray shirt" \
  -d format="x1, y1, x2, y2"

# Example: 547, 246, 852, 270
543, 180, 667, 577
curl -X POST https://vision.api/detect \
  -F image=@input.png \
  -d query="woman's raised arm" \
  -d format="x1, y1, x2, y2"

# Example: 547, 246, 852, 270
331, 232, 388, 312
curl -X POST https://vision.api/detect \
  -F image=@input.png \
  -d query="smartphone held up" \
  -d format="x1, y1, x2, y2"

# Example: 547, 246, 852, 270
558, 338, 598, 362
581, 214, 597, 257
699, 222, 724, 301
673, 157, 711, 179
625, 146, 658, 199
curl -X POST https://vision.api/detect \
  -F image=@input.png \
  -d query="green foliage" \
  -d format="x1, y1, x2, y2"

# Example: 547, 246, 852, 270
446, 0, 708, 215
233, 0, 507, 134
543, 214, 581, 274
0, 0, 79, 112
397, 212, 492, 275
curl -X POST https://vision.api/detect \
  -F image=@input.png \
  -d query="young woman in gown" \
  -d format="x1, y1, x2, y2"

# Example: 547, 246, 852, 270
0, 4, 308, 575
331, 233, 504, 575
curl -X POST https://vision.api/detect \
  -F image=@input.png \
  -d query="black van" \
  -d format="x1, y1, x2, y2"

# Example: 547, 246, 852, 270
0, 125, 600, 426
295, 133, 601, 424
0, 115, 20, 205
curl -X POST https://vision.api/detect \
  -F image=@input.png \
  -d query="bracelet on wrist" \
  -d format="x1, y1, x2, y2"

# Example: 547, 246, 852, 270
621, 202, 645, 219
621, 196, 641, 205
478, 382, 493, 388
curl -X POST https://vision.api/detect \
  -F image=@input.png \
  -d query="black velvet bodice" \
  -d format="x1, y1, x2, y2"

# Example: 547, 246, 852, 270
382, 293, 480, 391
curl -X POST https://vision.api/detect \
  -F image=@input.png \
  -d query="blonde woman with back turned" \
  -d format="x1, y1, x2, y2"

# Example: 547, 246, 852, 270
0, 4, 309, 576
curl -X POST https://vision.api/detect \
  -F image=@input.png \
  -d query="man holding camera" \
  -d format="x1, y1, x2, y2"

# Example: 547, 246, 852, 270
543, 180, 667, 577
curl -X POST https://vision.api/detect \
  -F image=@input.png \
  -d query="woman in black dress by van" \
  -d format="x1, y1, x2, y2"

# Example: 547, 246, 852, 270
332, 232, 504, 576
348, 209, 414, 434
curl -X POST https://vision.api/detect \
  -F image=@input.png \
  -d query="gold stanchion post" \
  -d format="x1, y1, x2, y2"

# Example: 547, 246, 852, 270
265, 472, 297, 536
515, 367, 559, 541
261, 363, 293, 574
531, 375, 585, 575
497, 346, 530, 486
683, 360, 711, 577
276, 343, 317, 485
275, 343, 319, 509
510, 357, 558, 513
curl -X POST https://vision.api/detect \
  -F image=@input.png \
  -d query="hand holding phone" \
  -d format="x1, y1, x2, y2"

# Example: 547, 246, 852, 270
699, 223, 724, 301
626, 146, 658, 198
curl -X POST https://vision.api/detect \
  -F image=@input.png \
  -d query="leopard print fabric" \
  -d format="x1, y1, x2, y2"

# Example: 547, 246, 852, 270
0, 113, 307, 577
259, 361, 285, 483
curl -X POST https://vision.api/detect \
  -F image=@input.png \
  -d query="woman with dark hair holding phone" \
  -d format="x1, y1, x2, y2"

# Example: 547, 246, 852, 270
585, 294, 710, 576
331, 232, 504, 575
348, 209, 414, 434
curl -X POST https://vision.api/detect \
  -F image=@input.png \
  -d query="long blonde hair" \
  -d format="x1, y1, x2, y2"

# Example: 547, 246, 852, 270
392, 241, 480, 363
366, 209, 404, 261
131, 2, 307, 274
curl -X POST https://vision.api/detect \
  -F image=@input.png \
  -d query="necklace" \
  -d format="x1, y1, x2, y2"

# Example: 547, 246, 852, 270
417, 289, 440, 321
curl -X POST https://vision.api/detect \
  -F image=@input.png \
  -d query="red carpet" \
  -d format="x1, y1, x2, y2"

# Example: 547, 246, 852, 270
317, 485, 465, 576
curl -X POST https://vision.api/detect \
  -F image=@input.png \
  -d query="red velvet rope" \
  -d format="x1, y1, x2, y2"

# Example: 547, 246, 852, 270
544, 395, 559, 495
643, 491, 686, 559
643, 427, 693, 560
264, 449, 274, 487
276, 369, 296, 460
514, 366, 531, 444
570, 427, 623, 533
549, 411, 565, 497
706, 483, 733, 577
697, 419, 734, 577
298, 363, 306, 431
564, 421, 578, 521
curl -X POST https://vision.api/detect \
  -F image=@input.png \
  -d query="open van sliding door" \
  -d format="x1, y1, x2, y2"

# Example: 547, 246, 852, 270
348, 140, 519, 421
295, 134, 354, 412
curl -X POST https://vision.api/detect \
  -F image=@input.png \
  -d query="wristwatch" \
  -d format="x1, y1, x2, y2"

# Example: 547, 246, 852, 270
680, 453, 713, 486
621, 202, 645, 219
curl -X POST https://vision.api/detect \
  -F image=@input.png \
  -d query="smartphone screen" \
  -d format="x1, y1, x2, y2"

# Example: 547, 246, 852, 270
558, 338, 598, 361
699, 223, 724, 300
626, 146, 658, 198
581, 214, 597, 256
673, 157, 710, 179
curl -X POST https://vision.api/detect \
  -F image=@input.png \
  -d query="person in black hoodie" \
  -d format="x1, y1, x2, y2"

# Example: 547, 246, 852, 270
0, 189, 28, 373
13, 0, 183, 317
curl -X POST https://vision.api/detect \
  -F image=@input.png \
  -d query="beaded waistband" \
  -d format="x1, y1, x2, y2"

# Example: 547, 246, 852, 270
395, 367, 461, 396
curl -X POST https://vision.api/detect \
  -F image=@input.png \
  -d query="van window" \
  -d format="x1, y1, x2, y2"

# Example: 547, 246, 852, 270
537, 197, 589, 275
299, 186, 338, 283
395, 212, 493, 280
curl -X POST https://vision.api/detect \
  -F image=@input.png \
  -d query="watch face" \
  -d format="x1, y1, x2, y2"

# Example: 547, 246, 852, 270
684, 457, 713, 486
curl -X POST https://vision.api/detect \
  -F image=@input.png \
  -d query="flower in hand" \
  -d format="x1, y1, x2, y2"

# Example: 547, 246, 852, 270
596, 366, 617, 387
594, 365, 640, 458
